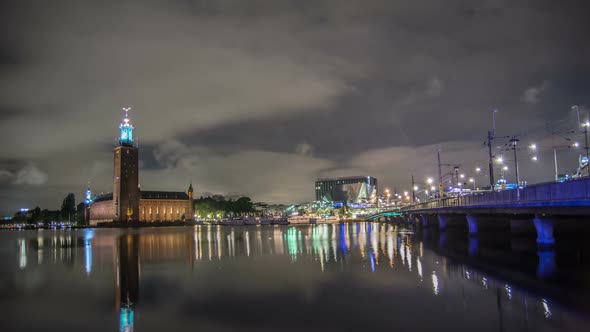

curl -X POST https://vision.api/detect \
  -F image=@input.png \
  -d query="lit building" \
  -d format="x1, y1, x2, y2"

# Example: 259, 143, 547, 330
88, 109, 194, 225
315, 176, 378, 204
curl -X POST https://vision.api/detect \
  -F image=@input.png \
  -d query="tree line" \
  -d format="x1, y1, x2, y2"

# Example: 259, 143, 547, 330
6, 193, 86, 225
194, 196, 255, 219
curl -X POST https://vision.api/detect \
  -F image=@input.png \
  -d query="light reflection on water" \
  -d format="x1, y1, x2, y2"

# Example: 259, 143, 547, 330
2, 223, 589, 331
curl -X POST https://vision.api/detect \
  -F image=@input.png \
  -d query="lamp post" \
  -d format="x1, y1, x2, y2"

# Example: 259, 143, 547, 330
413, 185, 418, 202
487, 109, 499, 188
501, 165, 508, 179
584, 121, 590, 177
530, 141, 580, 181
509, 137, 520, 186
469, 178, 475, 190
573, 105, 590, 177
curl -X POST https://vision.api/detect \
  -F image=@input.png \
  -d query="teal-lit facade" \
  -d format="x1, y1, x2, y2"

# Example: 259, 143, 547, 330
119, 108, 134, 147
84, 185, 93, 205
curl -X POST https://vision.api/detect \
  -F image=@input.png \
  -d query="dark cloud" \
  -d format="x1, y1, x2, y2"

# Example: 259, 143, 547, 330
1, 0, 590, 213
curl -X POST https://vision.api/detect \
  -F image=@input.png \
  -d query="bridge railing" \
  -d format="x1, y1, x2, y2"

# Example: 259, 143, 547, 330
402, 177, 590, 211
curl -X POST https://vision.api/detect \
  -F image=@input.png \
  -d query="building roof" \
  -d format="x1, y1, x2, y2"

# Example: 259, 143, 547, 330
93, 193, 113, 202
140, 191, 189, 200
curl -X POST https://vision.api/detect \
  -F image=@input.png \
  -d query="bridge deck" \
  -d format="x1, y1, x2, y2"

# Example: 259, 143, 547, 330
370, 178, 590, 218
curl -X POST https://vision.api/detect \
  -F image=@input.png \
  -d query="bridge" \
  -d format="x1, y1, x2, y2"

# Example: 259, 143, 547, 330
366, 177, 590, 247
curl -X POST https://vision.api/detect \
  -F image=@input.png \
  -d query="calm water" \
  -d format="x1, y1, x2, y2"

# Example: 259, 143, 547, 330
1, 223, 590, 331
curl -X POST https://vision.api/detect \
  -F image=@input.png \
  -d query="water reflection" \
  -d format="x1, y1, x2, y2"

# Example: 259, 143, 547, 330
117, 234, 139, 332
6, 222, 590, 331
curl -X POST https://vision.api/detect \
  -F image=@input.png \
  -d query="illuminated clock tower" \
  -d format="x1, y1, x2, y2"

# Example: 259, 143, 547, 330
113, 107, 140, 222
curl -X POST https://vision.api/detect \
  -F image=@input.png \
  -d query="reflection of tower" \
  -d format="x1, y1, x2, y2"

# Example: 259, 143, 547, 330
116, 234, 139, 332
188, 183, 194, 221
113, 108, 140, 222
116, 234, 139, 309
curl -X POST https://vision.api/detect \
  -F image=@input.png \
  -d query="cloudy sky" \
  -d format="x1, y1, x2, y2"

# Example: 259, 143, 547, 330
1, 0, 590, 214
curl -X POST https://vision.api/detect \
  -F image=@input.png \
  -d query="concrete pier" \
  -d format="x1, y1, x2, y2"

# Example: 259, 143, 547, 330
420, 214, 429, 227
533, 215, 555, 247
437, 214, 448, 230
466, 214, 478, 236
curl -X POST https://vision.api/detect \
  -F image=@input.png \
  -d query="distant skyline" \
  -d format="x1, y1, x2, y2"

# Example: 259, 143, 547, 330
1, 0, 590, 214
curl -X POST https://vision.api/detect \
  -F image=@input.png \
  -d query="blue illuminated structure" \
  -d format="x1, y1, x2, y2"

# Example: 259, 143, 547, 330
84, 183, 93, 205
119, 107, 134, 147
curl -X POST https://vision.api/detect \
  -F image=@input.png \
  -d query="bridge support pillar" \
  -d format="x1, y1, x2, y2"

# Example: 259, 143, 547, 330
537, 249, 557, 278
469, 237, 479, 256
420, 214, 429, 227
533, 215, 555, 247
437, 214, 448, 230
466, 214, 478, 236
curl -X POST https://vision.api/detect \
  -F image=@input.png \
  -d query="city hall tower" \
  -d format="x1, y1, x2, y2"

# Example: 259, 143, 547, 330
113, 108, 139, 222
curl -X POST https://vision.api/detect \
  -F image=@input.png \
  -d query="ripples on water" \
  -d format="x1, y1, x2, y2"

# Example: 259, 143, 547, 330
1, 223, 589, 331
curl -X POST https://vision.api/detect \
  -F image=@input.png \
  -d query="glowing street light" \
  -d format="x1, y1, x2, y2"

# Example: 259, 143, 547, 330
475, 167, 481, 173
497, 156, 504, 164
530, 143, 537, 150
459, 174, 465, 179
469, 177, 475, 190
413, 185, 419, 191
427, 178, 434, 184
532, 156, 538, 161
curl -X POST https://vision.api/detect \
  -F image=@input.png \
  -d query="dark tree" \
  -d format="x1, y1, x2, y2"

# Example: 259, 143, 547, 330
76, 202, 86, 225
60, 193, 76, 221
30, 207, 42, 224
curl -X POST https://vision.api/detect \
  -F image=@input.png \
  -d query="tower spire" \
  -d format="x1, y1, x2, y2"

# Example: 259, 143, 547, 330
85, 181, 93, 205
119, 107, 134, 147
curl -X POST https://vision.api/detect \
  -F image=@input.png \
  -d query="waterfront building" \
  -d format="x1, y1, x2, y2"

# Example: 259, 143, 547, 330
88, 110, 194, 225
314, 176, 378, 204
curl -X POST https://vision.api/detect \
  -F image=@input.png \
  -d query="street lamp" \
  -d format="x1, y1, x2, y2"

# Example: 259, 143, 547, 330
469, 178, 475, 190
509, 137, 520, 186
475, 167, 481, 173
530, 141, 581, 181
583, 120, 590, 177
574, 105, 590, 176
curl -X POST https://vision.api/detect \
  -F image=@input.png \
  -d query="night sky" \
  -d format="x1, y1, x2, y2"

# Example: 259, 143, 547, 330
1, 0, 590, 214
